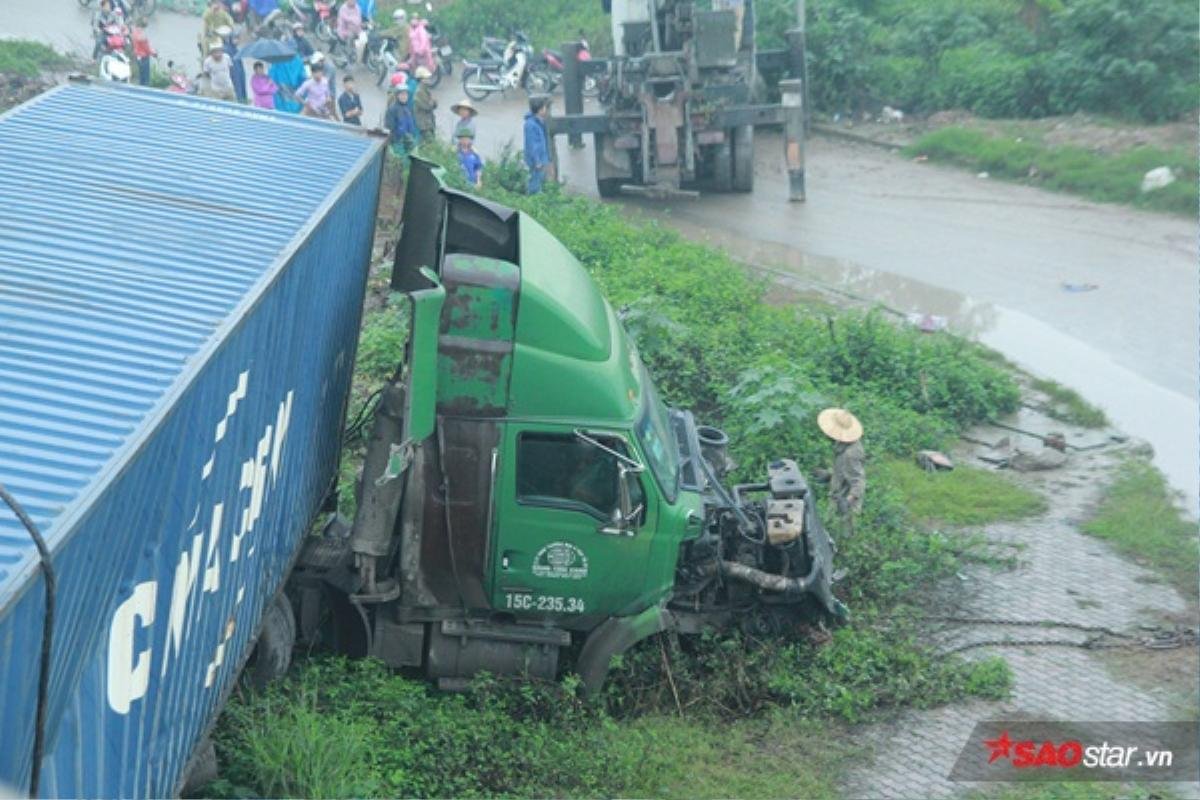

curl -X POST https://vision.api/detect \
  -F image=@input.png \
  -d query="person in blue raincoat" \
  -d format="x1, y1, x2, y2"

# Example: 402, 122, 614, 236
386, 85, 418, 157
270, 53, 305, 113
523, 95, 552, 194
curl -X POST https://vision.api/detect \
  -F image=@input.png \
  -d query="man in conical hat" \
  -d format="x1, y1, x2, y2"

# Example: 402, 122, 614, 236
818, 408, 865, 533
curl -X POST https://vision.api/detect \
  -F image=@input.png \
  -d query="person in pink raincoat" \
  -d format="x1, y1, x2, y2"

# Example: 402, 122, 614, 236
249, 61, 278, 110
407, 14, 433, 72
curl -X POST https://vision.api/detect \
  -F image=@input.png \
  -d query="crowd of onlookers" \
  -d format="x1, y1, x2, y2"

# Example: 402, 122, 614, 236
90, 0, 556, 194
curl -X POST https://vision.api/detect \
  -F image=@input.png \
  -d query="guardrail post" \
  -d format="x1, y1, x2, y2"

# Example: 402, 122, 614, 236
779, 77, 805, 202
562, 41, 584, 148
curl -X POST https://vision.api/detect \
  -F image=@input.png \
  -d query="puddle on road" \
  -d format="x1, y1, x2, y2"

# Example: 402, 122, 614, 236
665, 220, 1200, 514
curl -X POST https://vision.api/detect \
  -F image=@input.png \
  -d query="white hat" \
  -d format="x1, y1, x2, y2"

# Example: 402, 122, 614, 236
310, 51, 325, 63
414, 65, 432, 80
817, 408, 863, 443
208, 40, 225, 51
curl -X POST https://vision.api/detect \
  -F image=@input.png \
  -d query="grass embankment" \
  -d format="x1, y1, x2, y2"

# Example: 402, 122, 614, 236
1030, 376, 1109, 429
1083, 459, 1199, 598
211, 150, 1029, 797
906, 126, 1198, 214
0, 40, 69, 78
878, 459, 1046, 526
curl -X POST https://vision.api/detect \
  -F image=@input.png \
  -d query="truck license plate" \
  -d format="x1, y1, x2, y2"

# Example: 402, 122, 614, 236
504, 593, 585, 613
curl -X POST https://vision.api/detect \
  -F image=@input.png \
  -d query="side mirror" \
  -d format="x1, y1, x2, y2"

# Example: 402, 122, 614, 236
616, 464, 644, 527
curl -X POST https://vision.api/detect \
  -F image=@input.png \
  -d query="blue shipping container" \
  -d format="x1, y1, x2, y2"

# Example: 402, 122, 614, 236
0, 82, 384, 797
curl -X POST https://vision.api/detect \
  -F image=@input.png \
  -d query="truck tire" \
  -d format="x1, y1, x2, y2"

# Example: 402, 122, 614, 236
711, 141, 733, 192
594, 133, 625, 198
181, 738, 218, 797
732, 125, 755, 193
250, 594, 295, 690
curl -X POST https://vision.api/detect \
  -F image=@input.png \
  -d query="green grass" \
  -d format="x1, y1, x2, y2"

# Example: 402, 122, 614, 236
1083, 459, 1199, 598
877, 458, 1047, 526
0, 40, 69, 78
210, 657, 856, 800
1030, 377, 1109, 428
906, 127, 1199, 215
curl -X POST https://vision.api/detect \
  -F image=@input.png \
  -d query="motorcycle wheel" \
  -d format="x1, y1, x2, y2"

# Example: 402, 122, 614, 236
428, 62, 443, 89
525, 68, 551, 95
315, 20, 334, 45
462, 66, 489, 101
134, 0, 157, 15
363, 48, 378, 73
377, 60, 388, 87
441, 56, 453, 77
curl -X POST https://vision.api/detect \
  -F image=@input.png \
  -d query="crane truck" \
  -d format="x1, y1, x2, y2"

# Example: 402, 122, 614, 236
548, 0, 808, 199
292, 158, 845, 693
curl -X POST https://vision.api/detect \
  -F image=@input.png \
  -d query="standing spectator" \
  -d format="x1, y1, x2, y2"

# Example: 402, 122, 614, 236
270, 53, 305, 112
250, 61, 278, 109
219, 29, 248, 104
130, 18, 156, 87
449, 98, 477, 140
202, 42, 237, 101
817, 407, 866, 537
359, 0, 375, 22
413, 66, 437, 141
457, 132, 483, 188
386, 85, 417, 157
295, 62, 336, 118
378, 9, 410, 66
338, 76, 363, 125
523, 95, 552, 194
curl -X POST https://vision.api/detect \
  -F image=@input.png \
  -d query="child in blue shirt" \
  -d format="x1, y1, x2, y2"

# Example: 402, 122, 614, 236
457, 132, 483, 188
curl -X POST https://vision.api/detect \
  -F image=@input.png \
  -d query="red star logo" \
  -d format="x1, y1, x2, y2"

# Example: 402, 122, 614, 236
984, 730, 1013, 763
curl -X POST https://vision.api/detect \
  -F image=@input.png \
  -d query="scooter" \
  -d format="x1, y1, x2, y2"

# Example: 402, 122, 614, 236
98, 22, 132, 83
461, 34, 534, 101
164, 60, 196, 94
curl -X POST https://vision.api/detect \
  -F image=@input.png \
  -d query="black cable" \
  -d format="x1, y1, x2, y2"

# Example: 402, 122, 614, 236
342, 386, 384, 445
0, 483, 55, 799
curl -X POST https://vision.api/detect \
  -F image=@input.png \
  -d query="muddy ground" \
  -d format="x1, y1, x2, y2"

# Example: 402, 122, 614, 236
842, 413, 1199, 799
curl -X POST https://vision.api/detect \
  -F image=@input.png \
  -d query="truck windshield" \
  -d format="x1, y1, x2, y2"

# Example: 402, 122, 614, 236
635, 375, 681, 503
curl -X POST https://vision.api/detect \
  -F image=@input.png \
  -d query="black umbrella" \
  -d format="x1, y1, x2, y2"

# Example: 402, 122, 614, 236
236, 38, 299, 63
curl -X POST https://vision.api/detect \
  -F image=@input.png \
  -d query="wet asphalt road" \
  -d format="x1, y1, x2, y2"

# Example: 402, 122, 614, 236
3, 0, 1197, 509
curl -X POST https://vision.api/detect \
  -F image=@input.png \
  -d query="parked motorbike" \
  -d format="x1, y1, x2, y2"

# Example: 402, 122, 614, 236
427, 22, 453, 79
164, 60, 196, 94
98, 22, 131, 83
292, 0, 336, 45
461, 34, 535, 101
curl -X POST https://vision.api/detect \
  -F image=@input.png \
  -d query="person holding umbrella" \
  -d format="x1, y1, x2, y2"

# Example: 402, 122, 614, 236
238, 37, 301, 110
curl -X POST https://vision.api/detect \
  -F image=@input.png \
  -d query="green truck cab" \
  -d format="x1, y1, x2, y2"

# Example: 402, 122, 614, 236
294, 160, 842, 691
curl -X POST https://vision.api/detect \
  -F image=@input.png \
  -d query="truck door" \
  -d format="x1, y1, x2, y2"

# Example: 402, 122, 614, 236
490, 425, 657, 620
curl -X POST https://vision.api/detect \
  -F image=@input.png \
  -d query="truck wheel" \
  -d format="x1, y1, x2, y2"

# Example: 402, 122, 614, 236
181, 738, 218, 797
732, 125, 755, 193
711, 141, 733, 192
594, 133, 626, 198
250, 594, 295, 690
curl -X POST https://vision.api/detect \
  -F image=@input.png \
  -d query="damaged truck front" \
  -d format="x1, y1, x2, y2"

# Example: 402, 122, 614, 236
294, 158, 845, 692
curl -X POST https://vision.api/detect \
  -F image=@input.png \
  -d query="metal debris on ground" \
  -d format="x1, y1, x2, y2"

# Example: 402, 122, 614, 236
928, 616, 1200, 656
916, 450, 954, 471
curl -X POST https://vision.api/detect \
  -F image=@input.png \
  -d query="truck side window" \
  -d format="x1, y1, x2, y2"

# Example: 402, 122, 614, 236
516, 433, 643, 521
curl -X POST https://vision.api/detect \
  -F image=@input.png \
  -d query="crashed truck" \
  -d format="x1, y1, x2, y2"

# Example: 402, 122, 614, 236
291, 158, 846, 694
549, 0, 809, 198
0, 82, 838, 799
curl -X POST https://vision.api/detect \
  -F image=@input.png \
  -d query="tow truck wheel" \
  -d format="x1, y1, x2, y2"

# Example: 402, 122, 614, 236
594, 133, 626, 198
732, 125, 755, 193
249, 593, 296, 689
711, 140, 733, 192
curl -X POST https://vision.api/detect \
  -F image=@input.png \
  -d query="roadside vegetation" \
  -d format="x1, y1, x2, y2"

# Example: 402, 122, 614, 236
0, 40, 69, 78
1029, 376, 1109, 428
210, 149, 1024, 796
1082, 459, 1199, 599
876, 459, 1046, 526
905, 127, 1198, 214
